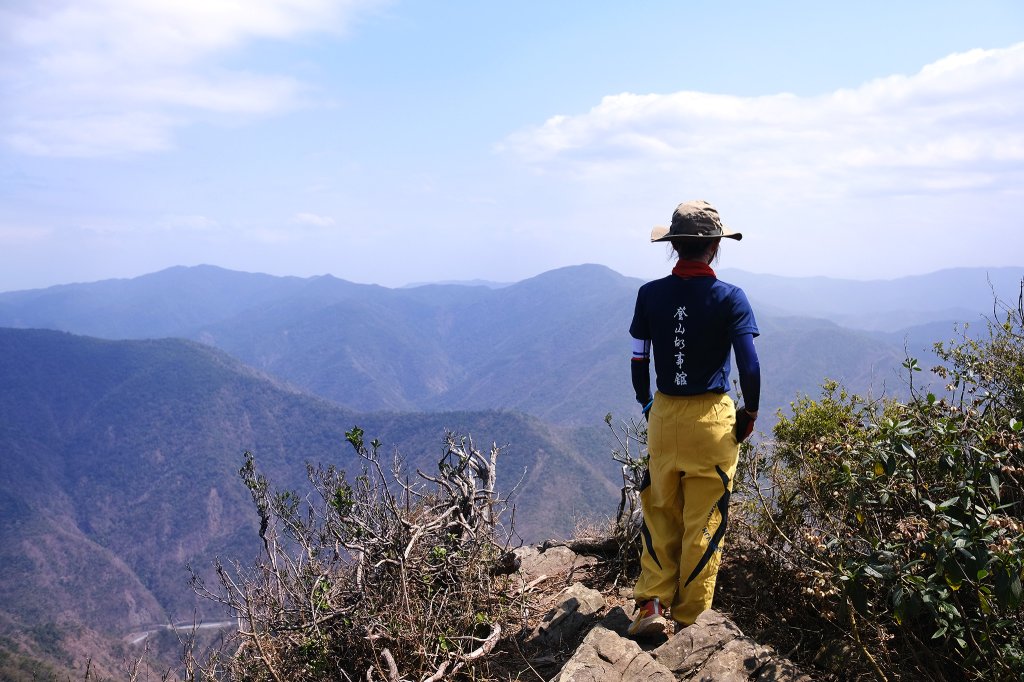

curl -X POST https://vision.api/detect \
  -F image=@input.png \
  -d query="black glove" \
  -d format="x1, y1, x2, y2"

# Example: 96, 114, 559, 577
642, 398, 653, 422
735, 409, 756, 443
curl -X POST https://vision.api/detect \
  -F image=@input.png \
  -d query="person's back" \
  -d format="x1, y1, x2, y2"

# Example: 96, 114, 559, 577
627, 200, 761, 637
632, 274, 756, 398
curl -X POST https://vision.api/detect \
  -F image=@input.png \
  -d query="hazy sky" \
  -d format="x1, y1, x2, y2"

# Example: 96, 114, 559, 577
2, 1, 1023, 292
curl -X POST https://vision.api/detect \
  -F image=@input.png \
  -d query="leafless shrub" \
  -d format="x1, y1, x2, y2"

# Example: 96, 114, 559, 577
599, 414, 648, 584
187, 428, 523, 681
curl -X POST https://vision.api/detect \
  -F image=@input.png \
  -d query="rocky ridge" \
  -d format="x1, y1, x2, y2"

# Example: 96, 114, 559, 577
514, 543, 813, 682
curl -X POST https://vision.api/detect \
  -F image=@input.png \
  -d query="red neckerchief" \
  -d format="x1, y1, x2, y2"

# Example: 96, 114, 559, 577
672, 259, 716, 279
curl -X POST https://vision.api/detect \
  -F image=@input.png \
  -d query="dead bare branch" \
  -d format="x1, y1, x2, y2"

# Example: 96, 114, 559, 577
185, 429, 524, 681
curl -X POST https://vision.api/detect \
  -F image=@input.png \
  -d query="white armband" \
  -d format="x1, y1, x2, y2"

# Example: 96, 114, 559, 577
631, 337, 651, 361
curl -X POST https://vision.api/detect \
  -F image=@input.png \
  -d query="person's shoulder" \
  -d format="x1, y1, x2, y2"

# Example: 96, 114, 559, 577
712, 278, 753, 304
713, 278, 747, 295
638, 274, 676, 292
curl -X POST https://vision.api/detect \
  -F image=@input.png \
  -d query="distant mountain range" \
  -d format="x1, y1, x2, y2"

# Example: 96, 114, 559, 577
0, 328, 617, 677
1, 263, 1020, 677
720, 266, 1024, 333
3, 262, 989, 424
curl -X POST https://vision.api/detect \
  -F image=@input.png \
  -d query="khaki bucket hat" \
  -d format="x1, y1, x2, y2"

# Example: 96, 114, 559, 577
650, 200, 742, 242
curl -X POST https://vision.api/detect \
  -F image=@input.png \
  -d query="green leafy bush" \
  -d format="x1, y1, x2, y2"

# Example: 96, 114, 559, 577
742, 289, 1024, 680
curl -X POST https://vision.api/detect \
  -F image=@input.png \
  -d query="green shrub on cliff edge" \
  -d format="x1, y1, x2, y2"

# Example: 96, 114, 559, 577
742, 286, 1024, 680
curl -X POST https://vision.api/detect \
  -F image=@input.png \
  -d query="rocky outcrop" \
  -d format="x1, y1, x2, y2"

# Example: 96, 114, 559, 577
550, 604, 811, 682
515, 544, 599, 584
520, 543, 814, 682
529, 583, 606, 647
652, 610, 811, 681
551, 626, 675, 682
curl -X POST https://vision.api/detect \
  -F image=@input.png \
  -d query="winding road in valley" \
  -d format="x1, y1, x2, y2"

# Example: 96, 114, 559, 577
124, 620, 236, 645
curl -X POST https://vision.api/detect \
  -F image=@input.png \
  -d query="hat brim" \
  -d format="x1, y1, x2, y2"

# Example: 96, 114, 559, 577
651, 226, 743, 242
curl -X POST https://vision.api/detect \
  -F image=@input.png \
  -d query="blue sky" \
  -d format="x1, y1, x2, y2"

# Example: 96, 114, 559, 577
2, 1, 1023, 291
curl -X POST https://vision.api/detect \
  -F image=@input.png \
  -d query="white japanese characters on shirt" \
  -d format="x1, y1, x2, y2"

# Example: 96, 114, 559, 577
674, 307, 688, 386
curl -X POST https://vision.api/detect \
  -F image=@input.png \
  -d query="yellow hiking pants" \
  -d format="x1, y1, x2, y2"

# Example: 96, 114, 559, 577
634, 391, 739, 625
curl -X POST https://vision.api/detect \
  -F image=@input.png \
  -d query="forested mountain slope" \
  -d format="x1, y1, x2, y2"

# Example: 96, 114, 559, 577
0, 264, 916, 424
0, 328, 617, 672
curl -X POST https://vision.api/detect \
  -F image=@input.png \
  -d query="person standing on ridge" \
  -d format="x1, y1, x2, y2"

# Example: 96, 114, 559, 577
627, 200, 761, 636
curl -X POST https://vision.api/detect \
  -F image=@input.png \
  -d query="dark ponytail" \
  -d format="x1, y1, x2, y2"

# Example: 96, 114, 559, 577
671, 237, 720, 261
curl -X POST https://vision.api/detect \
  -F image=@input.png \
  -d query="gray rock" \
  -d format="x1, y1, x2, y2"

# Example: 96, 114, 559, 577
654, 610, 745, 672
551, 625, 675, 682
516, 545, 598, 584
653, 610, 812, 681
686, 636, 774, 681
596, 605, 633, 637
513, 543, 815, 681
530, 582, 606, 647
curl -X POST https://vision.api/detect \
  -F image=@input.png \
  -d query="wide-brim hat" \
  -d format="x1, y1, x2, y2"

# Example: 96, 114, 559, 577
651, 200, 742, 242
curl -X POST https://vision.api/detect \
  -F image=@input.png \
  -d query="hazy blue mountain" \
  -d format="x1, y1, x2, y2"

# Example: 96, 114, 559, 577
2, 263, 1017, 675
0, 328, 620, 663
401, 278, 511, 289
0, 264, 932, 426
871, 318, 979, 357
0, 265, 324, 339
757, 316, 911, 405
720, 266, 1024, 332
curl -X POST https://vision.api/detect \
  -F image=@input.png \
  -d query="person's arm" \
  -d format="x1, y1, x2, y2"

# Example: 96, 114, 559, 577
631, 337, 652, 415
733, 333, 760, 440
733, 333, 760, 412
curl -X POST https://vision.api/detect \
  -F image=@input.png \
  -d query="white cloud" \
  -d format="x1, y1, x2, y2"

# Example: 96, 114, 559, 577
0, 0, 384, 157
0, 225, 53, 245
8, 112, 178, 157
74, 214, 221, 235
500, 43, 1024, 200
293, 212, 337, 227
157, 214, 221, 231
